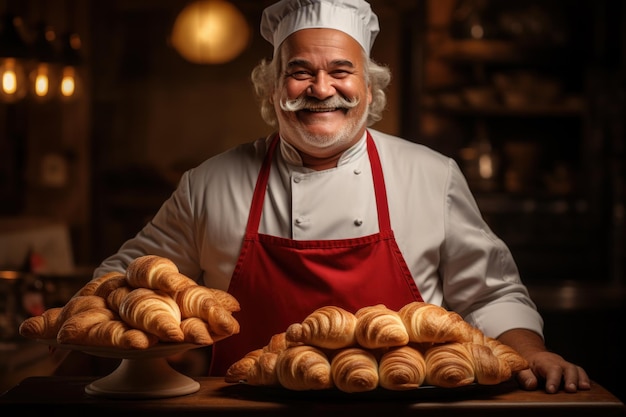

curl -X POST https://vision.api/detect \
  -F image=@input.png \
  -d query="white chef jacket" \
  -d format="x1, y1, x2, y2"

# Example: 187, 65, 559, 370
94, 128, 543, 340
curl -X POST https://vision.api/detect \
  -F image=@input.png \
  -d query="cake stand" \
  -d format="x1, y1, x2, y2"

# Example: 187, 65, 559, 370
40, 340, 203, 399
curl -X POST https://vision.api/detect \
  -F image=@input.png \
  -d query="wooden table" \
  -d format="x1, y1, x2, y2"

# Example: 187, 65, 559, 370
1, 376, 624, 416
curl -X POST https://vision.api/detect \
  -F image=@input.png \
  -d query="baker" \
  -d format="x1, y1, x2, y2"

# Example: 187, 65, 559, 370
91, 0, 589, 394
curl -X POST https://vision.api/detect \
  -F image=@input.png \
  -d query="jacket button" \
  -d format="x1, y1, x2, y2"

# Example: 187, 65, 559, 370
354, 218, 363, 226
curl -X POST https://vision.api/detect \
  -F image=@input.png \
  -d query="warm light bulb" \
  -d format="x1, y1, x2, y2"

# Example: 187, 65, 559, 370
60, 66, 77, 98
0, 57, 27, 102
170, 0, 250, 64
35, 73, 49, 96
31, 63, 53, 99
2, 69, 17, 94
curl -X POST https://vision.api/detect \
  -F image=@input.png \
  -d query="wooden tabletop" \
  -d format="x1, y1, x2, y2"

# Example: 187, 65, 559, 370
1, 376, 624, 417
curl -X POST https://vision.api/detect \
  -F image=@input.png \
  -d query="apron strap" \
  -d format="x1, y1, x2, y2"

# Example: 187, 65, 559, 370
245, 134, 279, 235
366, 131, 392, 233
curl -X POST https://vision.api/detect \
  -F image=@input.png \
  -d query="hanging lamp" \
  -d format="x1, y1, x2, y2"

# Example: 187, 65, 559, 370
0, 11, 29, 103
30, 20, 59, 101
170, 0, 251, 65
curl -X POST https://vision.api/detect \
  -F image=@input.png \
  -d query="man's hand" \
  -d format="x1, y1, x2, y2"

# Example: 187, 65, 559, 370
515, 351, 591, 393
497, 328, 591, 393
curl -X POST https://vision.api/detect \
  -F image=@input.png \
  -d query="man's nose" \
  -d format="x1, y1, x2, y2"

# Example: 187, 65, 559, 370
307, 71, 335, 99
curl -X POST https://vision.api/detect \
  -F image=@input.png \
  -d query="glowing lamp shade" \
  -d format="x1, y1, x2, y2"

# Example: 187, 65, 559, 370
0, 57, 27, 102
170, 0, 250, 64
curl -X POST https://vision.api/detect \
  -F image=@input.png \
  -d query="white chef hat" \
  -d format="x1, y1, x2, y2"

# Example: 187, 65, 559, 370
260, 0, 380, 56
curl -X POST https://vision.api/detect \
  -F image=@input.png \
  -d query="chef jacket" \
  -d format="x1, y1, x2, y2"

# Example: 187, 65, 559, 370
94, 128, 543, 340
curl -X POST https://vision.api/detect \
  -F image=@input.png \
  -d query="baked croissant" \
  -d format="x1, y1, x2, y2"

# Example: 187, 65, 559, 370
18, 307, 63, 339
378, 345, 427, 390
55, 295, 109, 332
125, 255, 197, 294
285, 306, 357, 349
56, 307, 116, 344
264, 332, 290, 353
86, 319, 158, 349
118, 288, 184, 342
18, 295, 107, 341
488, 341, 529, 373
180, 317, 214, 345
175, 285, 240, 315
468, 329, 529, 373
204, 305, 240, 339
93, 274, 129, 300
463, 342, 512, 385
424, 343, 475, 388
247, 351, 280, 386
354, 304, 409, 349
73, 271, 126, 297
398, 302, 469, 344
330, 347, 379, 393
106, 286, 132, 313
275, 345, 333, 391
225, 349, 263, 383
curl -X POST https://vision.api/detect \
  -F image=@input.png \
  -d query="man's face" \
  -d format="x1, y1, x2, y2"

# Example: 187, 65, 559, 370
272, 28, 372, 160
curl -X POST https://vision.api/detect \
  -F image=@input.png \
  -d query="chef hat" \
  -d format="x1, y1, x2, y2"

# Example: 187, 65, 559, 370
260, 0, 380, 56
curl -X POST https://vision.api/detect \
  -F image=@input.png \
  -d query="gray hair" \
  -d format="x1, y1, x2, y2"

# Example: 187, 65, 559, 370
251, 51, 391, 128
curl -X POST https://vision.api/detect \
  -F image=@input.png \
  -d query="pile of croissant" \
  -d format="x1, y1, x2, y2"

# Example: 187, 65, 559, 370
225, 304, 529, 392
18, 255, 240, 349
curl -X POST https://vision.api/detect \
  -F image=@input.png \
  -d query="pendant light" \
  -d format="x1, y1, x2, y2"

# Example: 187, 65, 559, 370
57, 0, 83, 101
0, 10, 29, 103
58, 31, 82, 101
170, 0, 250, 65
30, 20, 58, 102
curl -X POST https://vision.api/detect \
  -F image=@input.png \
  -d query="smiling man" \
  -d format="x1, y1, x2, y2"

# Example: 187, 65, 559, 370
90, 0, 590, 394
273, 29, 371, 168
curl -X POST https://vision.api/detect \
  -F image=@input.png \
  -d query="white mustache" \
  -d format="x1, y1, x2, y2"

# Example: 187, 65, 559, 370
280, 95, 360, 113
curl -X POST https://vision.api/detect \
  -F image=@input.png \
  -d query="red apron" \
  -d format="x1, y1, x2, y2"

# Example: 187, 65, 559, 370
210, 131, 423, 375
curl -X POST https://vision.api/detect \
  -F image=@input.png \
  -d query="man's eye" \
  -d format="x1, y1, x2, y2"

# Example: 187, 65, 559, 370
331, 70, 351, 78
289, 71, 312, 80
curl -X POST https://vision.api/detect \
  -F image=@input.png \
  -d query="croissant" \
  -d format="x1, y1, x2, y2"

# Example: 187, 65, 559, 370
247, 351, 280, 386
488, 341, 529, 373
463, 342, 512, 385
55, 295, 108, 330
204, 305, 240, 339
424, 343, 475, 388
18, 307, 63, 339
378, 345, 426, 390
73, 271, 126, 297
106, 286, 132, 313
93, 274, 129, 300
275, 345, 333, 391
468, 329, 529, 373
118, 288, 184, 342
354, 304, 409, 349
180, 317, 214, 345
398, 302, 470, 344
125, 255, 197, 294
285, 306, 357, 349
264, 332, 290, 353
225, 349, 263, 383
330, 347, 379, 393
57, 307, 116, 344
86, 319, 158, 349
174, 285, 240, 315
